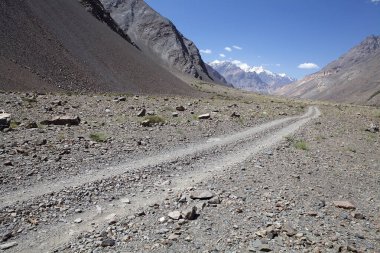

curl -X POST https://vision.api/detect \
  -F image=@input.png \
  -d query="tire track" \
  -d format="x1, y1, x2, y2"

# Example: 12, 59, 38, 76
2, 106, 320, 253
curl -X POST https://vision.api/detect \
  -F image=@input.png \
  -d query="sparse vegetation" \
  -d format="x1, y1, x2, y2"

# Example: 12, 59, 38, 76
144, 115, 165, 124
21, 96, 37, 103
89, 132, 108, 143
294, 139, 309, 150
285, 135, 309, 150
9, 120, 20, 129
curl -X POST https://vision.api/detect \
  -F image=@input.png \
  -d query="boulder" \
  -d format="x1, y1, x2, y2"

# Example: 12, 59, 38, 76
231, 112, 240, 118
176, 106, 186, 111
198, 113, 211, 120
137, 108, 146, 117
41, 115, 80, 126
181, 206, 197, 220
168, 211, 182, 220
140, 119, 151, 127
190, 190, 214, 200
333, 201, 356, 210
0, 113, 11, 130
366, 123, 379, 133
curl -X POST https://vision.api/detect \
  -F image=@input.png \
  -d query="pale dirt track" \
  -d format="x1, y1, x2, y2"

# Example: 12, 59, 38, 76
3, 106, 320, 253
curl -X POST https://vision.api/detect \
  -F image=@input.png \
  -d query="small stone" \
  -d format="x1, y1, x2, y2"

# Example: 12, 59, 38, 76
347, 244, 359, 252
283, 223, 296, 236
231, 112, 240, 118
74, 218, 82, 223
333, 201, 356, 210
137, 109, 146, 117
51, 100, 62, 106
36, 139, 47, 146
25, 121, 38, 129
176, 106, 186, 111
0, 242, 18, 250
366, 123, 379, 133
120, 198, 131, 204
198, 113, 211, 120
0, 113, 11, 130
181, 206, 197, 220
208, 196, 221, 205
259, 244, 272, 252
156, 228, 169, 234
4, 161, 13, 166
195, 202, 206, 211
158, 217, 166, 223
74, 209, 82, 213
141, 119, 151, 127
352, 211, 365, 219
115, 97, 126, 102
168, 211, 182, 220
172, 112, 179, 117
178, 195, 187, 203
190, 190, 214, 200
178, 219, 187, 225
101, 238, 115, 247
168, 234, 179, 240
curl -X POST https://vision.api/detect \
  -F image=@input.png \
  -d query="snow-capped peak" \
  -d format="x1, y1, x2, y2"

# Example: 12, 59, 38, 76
209, 60, 290, 79
209, 59, 296, 93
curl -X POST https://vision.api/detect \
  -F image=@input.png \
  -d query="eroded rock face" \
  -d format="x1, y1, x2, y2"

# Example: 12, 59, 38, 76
99, 0, 211, 80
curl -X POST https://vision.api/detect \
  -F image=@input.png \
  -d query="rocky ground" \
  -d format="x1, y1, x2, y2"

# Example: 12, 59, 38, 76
0, 90, 379, 252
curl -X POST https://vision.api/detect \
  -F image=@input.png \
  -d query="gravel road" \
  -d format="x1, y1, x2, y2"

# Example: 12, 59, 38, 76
0, 106, 320, 252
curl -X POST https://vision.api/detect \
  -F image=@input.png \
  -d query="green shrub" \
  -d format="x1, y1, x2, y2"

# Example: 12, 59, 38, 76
293, 140, 308, 150
90, 133, 107, 143
285, 135, 309, 150
144, 115, 165, 124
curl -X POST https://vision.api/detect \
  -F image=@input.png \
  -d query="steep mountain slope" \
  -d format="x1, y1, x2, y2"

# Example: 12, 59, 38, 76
276, 35, 380, 105
205, 64, 233, 87
209, 60, 294, 93
0, 0, 197, 95
99, 0, 213, 81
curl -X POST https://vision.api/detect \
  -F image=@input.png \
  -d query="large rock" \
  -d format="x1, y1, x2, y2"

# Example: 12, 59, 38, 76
0, 242, 17, 250
168, 211, 182, 220
41, 115, 81, 126
198, 113, 211, 120
181, 206, 198, 220
333, 201, 356, 210
190, 190, 215, 200
0, 113, 11, 130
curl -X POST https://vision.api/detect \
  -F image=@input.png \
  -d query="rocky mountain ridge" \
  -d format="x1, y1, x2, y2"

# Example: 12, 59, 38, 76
209, 60, 295, 93
98, 0, 214, 81
276, 35, 380, 105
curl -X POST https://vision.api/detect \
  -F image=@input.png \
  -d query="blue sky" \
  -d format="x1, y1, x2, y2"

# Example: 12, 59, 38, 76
145, 0, 380, 79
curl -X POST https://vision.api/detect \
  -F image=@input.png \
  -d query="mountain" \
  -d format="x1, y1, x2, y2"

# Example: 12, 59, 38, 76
276, 35, 380, 105
99, 0, 213, 81
209, 60, 295, 93
0, 0, 198, 95
205, 64, 233, 87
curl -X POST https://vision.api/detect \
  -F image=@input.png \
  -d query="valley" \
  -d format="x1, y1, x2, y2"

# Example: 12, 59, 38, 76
0, 0, 379, 252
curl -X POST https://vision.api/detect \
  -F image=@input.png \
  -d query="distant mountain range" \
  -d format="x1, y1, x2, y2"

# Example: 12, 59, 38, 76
276, 35, 380, 105
209, 60, 295, 93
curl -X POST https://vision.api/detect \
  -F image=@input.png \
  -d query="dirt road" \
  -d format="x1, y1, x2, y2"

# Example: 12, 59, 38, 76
1, 106, 320, 252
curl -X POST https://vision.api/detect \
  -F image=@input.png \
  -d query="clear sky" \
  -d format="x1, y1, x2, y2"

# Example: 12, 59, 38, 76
145, 0, 380, 79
